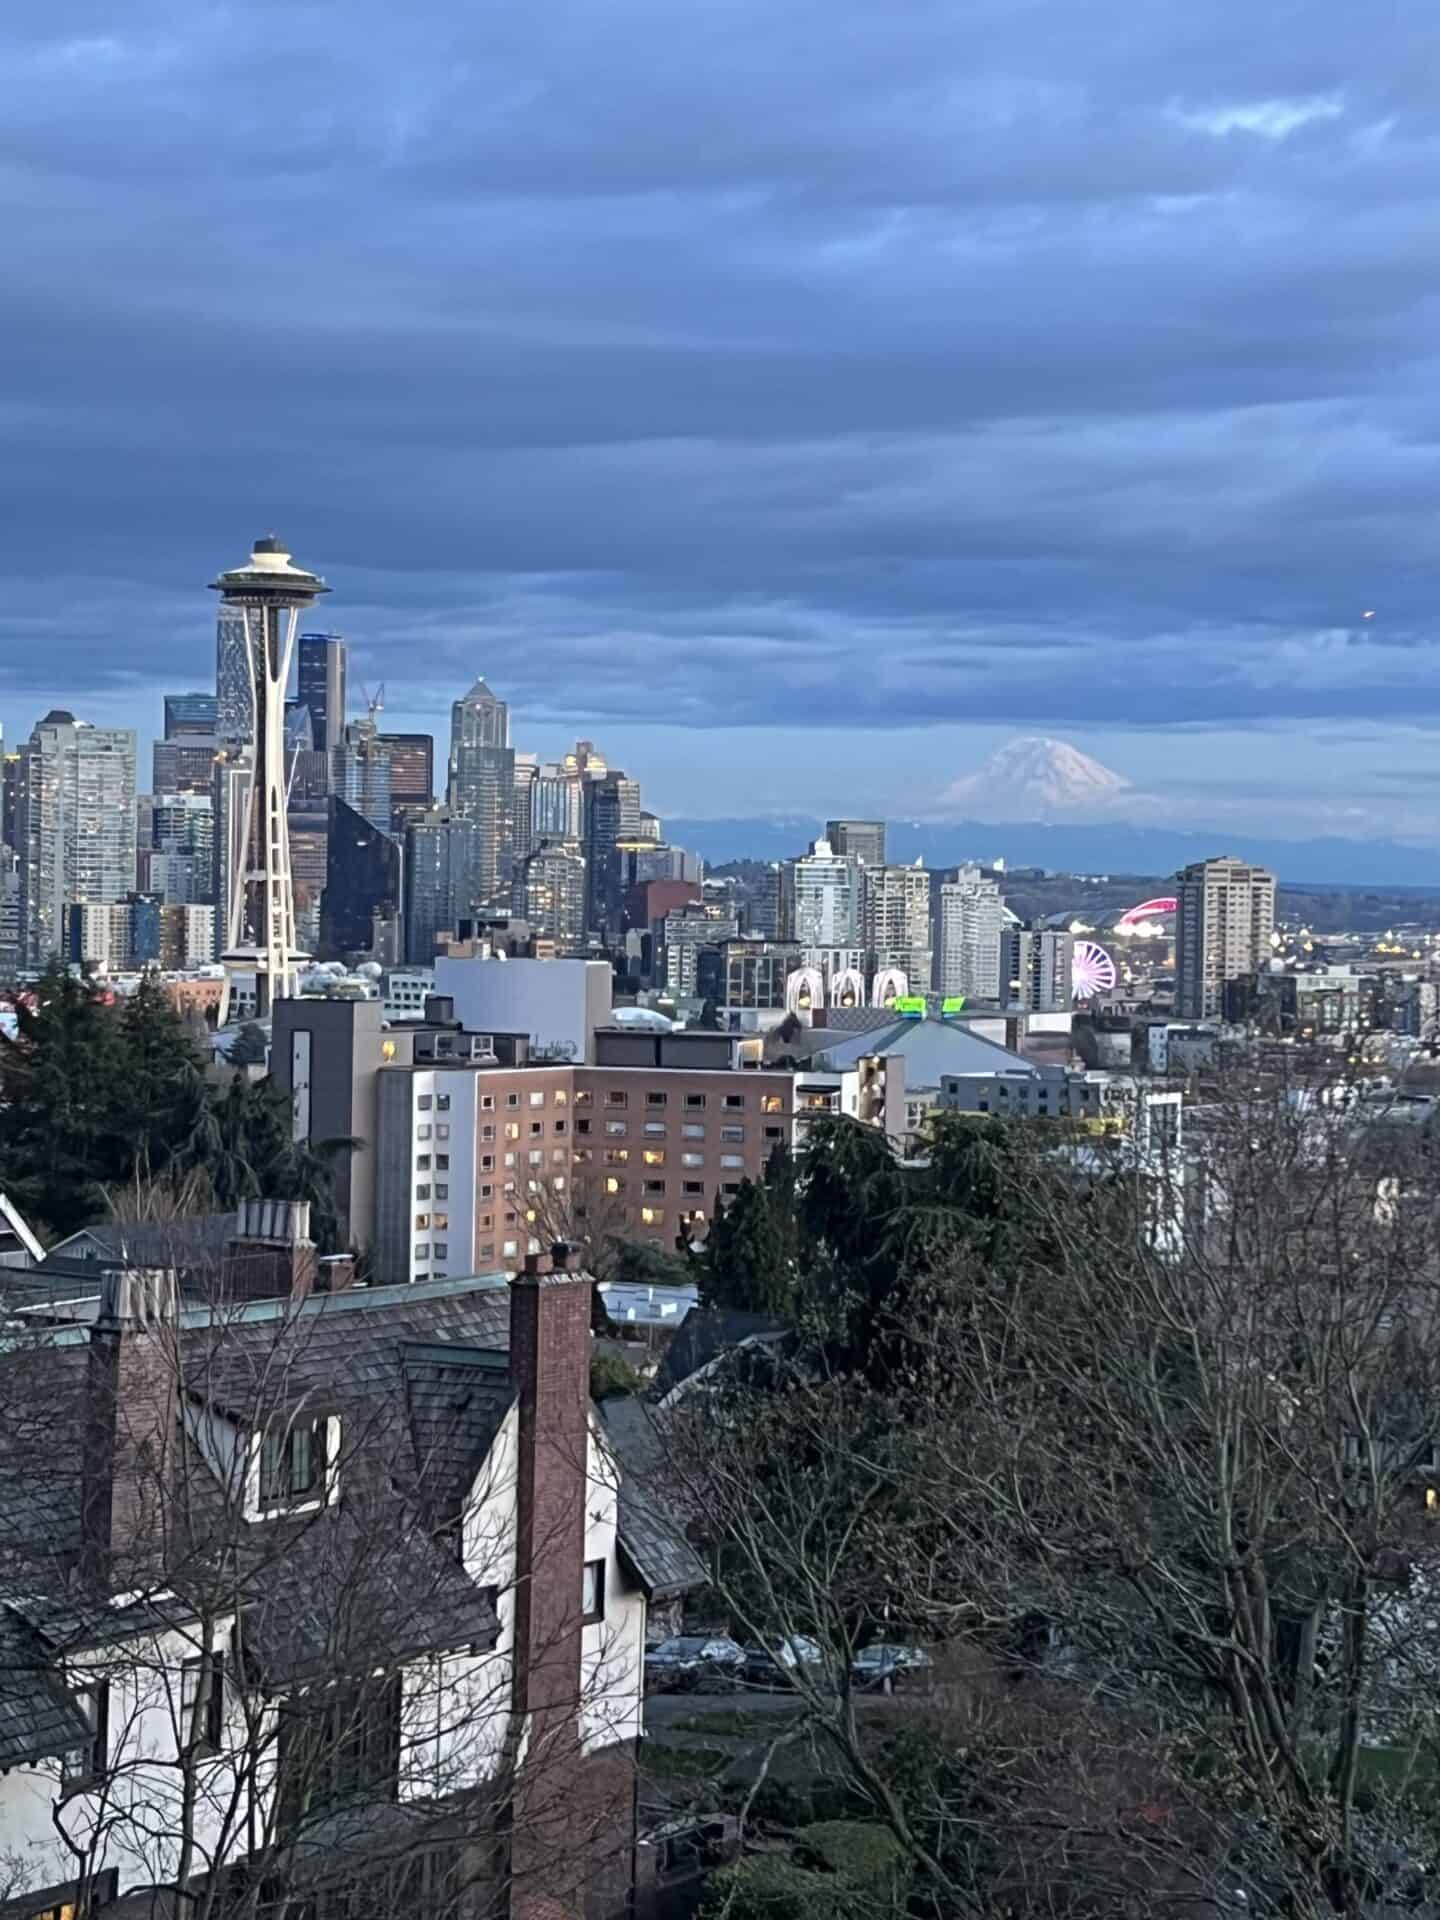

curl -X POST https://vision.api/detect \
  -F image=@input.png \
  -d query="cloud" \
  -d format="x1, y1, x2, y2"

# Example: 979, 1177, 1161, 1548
3, 0, 1440, 833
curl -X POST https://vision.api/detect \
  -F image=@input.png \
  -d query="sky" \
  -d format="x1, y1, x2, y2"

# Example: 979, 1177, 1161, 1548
5, 0, 1440, 850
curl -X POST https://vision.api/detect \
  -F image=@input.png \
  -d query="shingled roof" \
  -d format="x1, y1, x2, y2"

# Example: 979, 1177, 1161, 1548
0, 1604, 91, 1768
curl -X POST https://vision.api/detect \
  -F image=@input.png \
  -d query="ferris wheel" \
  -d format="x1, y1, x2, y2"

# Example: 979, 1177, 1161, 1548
1071, 939, 1118, 1000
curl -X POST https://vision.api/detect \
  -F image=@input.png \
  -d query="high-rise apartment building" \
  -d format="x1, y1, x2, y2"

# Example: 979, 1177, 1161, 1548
151, 792, 216, 903
1175, 856, 1277, 1020
297, 632, 348, 754
1, 753, 20, 853
330, 721, 392, 833
519, 838, 587, 955
533, 763, 585, 843
215, 605, 252, 744
404, 809, 482, 965
447, 678, 515, 908
512, 754, 538, 872
583, 771, 642, 940
780, 840, 862, 948
825, 819, 886, 867
378, 732, 434, 827
17, 713, 138, 966
163, 692, 219, 739
862, 863, 931, 989
1001, 927, 1073, 1011
931, 865, 1004, 1002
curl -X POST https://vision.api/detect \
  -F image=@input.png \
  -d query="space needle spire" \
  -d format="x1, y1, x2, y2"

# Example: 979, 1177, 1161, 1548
210, 535, 330, 1024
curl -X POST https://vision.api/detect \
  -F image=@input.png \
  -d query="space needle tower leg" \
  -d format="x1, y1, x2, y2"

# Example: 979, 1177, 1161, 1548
210, 537, 331, 1027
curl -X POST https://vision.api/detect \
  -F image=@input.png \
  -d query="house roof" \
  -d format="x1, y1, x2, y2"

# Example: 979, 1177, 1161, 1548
596, 1395, 706, 1601
0, 1605, 92, 1768
653, 1307, 788, 1403
43, 1213, 238, 1271
806, 1016, 1036, 1089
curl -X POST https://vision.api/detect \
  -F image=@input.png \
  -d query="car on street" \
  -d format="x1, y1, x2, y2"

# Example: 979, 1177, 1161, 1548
742, 1634, 826, 1687
850, 1642, 932, 1690
644, 1635, 746, 1692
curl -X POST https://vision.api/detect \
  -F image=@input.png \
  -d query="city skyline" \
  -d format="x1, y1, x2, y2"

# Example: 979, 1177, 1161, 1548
6, 0, 1440, 854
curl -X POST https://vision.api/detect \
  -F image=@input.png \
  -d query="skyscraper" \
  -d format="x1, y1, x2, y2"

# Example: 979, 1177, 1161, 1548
826, 819, 887, 867
1001, 928, 1074, 1011
519, 838, 587, 955
780, 840, 862, 948
378, 733, 434, 828
931, 865, 1004, 1002
215, 605, 252, 744
447, 678, 515, 908
404, 809, 481, 965
330, 721, 392, 833
1175, 856, 1277, 1021
583, 770, 641, 941
512, 754, 539, 872
320, 796, 401, 958
17, 712, 138, 966
163, 692, 219, 739
533, 762, 585, 842
151, 792, 216, 904
297, 632, 348, 754
863, 862, 932, 989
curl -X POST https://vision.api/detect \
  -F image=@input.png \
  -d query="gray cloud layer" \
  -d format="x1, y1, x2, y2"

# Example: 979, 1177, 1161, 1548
4, 0, 1440, 767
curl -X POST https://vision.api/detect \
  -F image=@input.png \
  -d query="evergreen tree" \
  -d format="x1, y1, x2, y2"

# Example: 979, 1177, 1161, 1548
0, 960, 129, 1235
228, 1021, 269, 1067
701, 1176, 791, 1315
116, 973, 210, 1181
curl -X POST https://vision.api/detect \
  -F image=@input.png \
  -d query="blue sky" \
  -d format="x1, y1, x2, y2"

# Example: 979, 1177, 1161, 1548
5, 0, 1440, 846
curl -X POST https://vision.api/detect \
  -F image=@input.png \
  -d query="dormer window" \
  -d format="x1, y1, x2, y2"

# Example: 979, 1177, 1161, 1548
250, 1414, 340, 1518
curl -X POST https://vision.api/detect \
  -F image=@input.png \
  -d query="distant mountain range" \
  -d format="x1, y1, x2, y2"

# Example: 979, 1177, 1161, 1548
667, 814, 1438, 889
939, 736, 1133, 821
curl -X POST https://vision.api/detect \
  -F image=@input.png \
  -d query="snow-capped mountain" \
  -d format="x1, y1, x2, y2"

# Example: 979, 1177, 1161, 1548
940, 736, 1133, 822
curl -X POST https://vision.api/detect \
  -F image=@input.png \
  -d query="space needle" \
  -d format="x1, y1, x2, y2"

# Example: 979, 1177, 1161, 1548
210, 535, 330, 1024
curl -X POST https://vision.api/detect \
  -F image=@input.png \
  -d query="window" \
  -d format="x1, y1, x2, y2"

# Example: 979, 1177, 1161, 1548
605, 1120, 627, 1136
506, 1092, 520, 1108
437, 1154, 450, 1171
582, 1558, 605, 1622
643, 1120, 666, 1136
528, 1150, 544, 1167
433, 1214, 449, 1230
682, 1122, 705, 1139
644, 1179, 665, 1196
552, 1175, 566, 1192
482, 1123, 496, 1141
417, 1094, 433, 1111
415, 1242, 431, 1261
720, 1125, 744, 1143
530, 1120, 543, 1137
479, 1212, 493, 1229
181, 1650, 226, 1753
415, 1211, 430, 1229
724, 1093, 745, 1109
720, 1155, 744, 1170
683, 1180, 705, 1195
504, 1152, 516, 1168
529, 1090, 545, 1107
553, 1118, 567, 1135
437, 1093, 451, 1112
277, 1676, 402, 1830
604, 1147, 629, 1165
576, 1117, 592, 1135
764, 1125, 784, 1143
554, 1088, 569, 1106
605, 1090, 627, 1107
416, 1154, 431, 1172
681, 1152, 704, 1168
723, 1182, 742, 1196
761, 1093, 784, 1114
575, 1088, 592, 1106
503, 1239, 519, 1256
433, 1243, 448, 1260
481, 1093, 496, 1110
436, 1183, 449, 1200
62, 1680, 109, 1790
481, 1242, 495, 1260
416, 1124, 432, 1141
605, 1176, 625, 1195
685, 1093, 706, 1109
504, 1121, 521, 1140
646, 1091, 668, 1108
481, 1153, 494, 1172
641, 1205, 664, 1227
637, 1146, 663, 1167
260, 1418, 328, 1508
573, 1147, 593, 1164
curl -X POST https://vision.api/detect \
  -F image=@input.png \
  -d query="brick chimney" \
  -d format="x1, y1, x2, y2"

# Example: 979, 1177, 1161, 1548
221, 1199, 317, 1303
508, 1254, 593, 1920
81, 1268, 181, 1593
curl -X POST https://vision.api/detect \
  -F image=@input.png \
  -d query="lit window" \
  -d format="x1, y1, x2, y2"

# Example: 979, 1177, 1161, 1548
761, 1094, 784, 1114
505, 1122, 520, 1140
575, 1089, 592, 1106
643, 1148, 665, 1166
641, 1206, 664, 1226
415, 1212, 430, 1229
606, 1176, 624, 1194
573, 1148, 593, 1164
552, 1175, 566, 1191
605, 1147, 630, 1165
381, 1040, 396, 1062
504, 1151, 516, 1168
434, 1214, 449, 1230
529, 1149, 544, 1166
503, 1239, 518, 1257
530, 1090, 545, 1107
554, 1089, 569, 1106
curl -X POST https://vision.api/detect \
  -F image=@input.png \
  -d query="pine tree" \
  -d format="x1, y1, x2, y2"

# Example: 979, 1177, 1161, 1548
701, 1176, 790, 1315
115, 972, 210, 1182
0, 960, 129, 1235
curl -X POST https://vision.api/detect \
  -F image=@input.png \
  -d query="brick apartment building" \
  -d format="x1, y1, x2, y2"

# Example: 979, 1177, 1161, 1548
274, 998, 795, 1283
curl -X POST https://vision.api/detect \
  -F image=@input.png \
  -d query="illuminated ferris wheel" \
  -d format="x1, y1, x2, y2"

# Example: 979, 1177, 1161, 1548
1071, 939, 1117, 1000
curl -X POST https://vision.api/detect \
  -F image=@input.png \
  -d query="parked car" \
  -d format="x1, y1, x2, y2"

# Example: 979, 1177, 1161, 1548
742, 1634, 826, 1687
644, 1635, 746, 1692
850, 1642, 932, 1690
